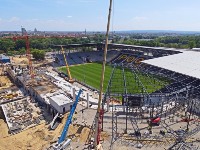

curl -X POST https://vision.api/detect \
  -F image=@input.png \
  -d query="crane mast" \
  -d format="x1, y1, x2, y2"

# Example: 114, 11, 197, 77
60, 46, 74, 83
25, 35, 34, 78
13, 35, 34, 78
94, 0, 113, 147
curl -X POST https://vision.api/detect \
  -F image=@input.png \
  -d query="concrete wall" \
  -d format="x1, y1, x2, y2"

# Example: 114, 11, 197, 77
49, 99, 73, 114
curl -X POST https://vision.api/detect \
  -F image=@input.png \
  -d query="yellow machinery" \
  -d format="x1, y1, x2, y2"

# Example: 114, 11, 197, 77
3, 93, 18, 99
61, 46, 74, 83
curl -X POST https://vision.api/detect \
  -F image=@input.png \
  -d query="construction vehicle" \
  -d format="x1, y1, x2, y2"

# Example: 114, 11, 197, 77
149, 116, 161, 126
52, 89, 82, 150
49, 113, 63, 130
3, 93, 18, 99
60, 46, 74, 83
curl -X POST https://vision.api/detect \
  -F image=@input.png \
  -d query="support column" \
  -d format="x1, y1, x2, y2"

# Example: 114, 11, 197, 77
107, 99, 110, 112
87, 92, 89, 108
73, 88, 76, 101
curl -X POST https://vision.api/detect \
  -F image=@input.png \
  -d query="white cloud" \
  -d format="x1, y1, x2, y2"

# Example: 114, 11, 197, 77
8, 17, 20, 22
67, 16, 72, 18
133, 16, 147, 21
31, 19, 39, 21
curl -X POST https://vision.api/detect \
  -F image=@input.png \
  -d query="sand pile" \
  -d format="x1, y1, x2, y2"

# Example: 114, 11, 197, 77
0, 123, 55, 150
0, 119, 9, 138
100, 131, 109, 141
12, 56, 28, 65
34, 129, 46, 140
79, 127, 90, 143
0, 76, 13, 90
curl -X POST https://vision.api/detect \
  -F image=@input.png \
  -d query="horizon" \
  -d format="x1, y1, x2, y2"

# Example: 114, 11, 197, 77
0, 0, 200, 31
1, 29, 200, 33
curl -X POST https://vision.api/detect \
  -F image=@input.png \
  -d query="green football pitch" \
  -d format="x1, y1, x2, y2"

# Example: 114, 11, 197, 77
58, 63, 169, 94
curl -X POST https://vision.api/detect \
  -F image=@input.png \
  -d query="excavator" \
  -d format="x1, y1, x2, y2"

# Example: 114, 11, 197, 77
60, 46, 74, 83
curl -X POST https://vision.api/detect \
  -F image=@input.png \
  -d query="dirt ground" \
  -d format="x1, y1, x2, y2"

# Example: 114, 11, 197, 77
0, 112, 91, 150
0, 76, 13, 90
10, 55, 52, 68
0, 119, 9, 138
10, 56, 29, 66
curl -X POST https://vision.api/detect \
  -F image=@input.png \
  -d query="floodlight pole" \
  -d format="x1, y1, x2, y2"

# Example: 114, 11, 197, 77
94, 0, 113, 147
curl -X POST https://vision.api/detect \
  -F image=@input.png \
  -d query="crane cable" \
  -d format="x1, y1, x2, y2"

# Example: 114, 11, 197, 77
94, 0, 113, 147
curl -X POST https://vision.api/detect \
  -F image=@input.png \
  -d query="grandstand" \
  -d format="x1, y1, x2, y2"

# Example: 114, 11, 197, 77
141, 51, 200, 104
111, 50, 152, 65
53, 43, 181, 66
54, 50, 120, 66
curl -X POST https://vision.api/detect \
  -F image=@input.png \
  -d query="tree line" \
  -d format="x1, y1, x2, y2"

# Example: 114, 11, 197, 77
1, 34, 200, 55
118, 35, 200, 49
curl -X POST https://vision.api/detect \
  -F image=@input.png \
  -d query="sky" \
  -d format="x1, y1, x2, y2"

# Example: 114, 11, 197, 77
0, 0, 200, 31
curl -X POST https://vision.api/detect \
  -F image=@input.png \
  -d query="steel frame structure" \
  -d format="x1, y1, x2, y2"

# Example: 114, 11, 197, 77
101, 60, 200, 150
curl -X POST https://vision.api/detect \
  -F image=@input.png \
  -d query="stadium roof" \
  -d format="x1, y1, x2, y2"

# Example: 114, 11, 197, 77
52, 43, 188, 53
143, 51, 200, 79
109, 43, 187, 52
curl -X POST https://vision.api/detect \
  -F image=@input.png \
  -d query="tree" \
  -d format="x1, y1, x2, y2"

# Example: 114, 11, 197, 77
31, 49, 45, 60
0, 39, 15, 53
15, 39, 26, 50
188, 41, 196, 49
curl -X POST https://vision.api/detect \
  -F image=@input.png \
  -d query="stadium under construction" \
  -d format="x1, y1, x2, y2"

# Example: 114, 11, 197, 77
1, 43, 200, 150
53, 43, 200, 149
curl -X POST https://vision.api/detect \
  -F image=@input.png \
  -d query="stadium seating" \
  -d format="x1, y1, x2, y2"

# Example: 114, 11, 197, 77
54, 50, 121, 66
54, 49, 153, 66
111, 51, 150, 65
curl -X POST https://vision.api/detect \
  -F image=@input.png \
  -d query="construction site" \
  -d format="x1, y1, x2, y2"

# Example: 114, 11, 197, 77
0, 35, 200, 150
0, 52, 99, 150
1, 2, 200, 149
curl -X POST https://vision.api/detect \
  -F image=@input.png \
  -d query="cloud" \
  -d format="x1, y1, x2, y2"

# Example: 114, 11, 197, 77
8, 17, 20, 22
67, 16, 72, 18
133, 16, 147, 21
31, 19, 39, 21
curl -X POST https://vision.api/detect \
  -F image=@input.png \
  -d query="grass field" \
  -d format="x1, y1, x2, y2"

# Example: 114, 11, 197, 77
58, 63, 169, 94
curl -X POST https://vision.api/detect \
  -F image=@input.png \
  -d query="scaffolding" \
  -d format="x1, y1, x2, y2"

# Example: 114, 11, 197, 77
101, 62, 200, 149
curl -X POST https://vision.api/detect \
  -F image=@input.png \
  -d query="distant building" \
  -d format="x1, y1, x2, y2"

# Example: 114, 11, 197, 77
34, 28, 38, 35
21, 27, 27, 35
0, 54, 10, 63
34, 28, 37, 32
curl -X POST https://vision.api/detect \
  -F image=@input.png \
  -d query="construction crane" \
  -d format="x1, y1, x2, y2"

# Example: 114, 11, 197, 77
52, 89, 82, 150
60, 46, 74, 83
94, 0, 113, 148
3, 34, 77, 81
3, 34, 75, 79
15, 35, 34, 78
3, 35, 34, 78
